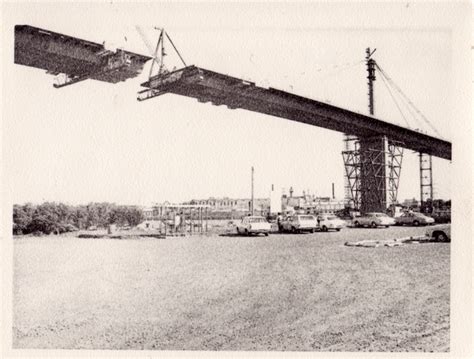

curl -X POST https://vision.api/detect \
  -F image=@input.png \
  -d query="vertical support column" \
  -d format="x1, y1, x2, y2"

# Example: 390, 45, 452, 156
341, 48, 377, 213
163, 208, 167, 237
366, 48, 377, 116
181, 209, 185, 235
387, 141, 404, 206
342, 135, 361, 210
188, 207, 191, 234
419, 153, 433, 213
199, 207, 203, 234
251, 166, 254, 215
359, 135, 388, 213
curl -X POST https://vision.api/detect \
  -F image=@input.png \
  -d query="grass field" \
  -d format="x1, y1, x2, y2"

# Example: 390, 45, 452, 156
13, 226, 449, 351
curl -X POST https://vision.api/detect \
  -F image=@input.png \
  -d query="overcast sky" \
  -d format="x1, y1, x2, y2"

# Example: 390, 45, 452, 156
2, 2, 464, 206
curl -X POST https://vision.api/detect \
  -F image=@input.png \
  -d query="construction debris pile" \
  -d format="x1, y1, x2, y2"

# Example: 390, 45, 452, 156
344, 235, 440, 248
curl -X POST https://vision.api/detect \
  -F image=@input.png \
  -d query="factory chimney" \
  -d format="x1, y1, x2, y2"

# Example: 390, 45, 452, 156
251, 166, 254, 215
332, 183, 335, 199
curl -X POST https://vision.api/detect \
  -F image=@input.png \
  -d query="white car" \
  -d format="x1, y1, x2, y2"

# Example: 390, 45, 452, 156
236, 216, 271, 236
281, 214, 318, 233
425, 224, 451, 242
317, 214, 346, 232
353, 212, 395, 228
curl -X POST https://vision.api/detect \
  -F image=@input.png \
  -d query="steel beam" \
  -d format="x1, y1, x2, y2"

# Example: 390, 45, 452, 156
14, 25, 151, 85
140, 66, 451, 160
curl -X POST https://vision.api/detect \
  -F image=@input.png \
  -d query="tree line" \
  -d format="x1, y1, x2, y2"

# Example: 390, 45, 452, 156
13, 202, 144, 235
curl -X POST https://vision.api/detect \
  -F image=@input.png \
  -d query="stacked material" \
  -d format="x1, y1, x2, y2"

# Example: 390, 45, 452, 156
345, 236, 427, 248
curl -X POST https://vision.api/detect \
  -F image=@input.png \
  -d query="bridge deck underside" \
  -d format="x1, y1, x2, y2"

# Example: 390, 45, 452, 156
141, 66, 451, 160
14, 25, 151, 84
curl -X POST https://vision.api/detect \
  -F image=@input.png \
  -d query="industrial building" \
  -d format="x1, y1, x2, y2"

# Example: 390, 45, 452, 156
143, 190, 346, 220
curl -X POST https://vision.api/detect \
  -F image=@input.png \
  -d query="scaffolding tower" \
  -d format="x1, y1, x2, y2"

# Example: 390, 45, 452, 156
419, 153, 433, 211
387, 141, 404, 205
342, 134, 361, 209
342, 48, 404, 213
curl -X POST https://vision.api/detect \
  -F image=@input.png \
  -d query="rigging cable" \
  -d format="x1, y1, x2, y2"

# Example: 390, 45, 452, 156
376, 65, 426, 130
375, 63, 424, 130
376, 69, 411, 128
313, 60, 365, 82
375, 63, 442, 138
164, 31, 187, 67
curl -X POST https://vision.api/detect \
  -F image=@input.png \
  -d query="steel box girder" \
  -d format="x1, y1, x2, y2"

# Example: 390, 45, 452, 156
141, 66, 451, 160
14, 25, 151, 84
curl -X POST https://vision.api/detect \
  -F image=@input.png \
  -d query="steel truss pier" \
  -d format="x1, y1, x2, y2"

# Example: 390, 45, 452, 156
419, 153, 433, 209
387, 141, 404, 205
342, 135, 361, 209
342, 135, 403, 212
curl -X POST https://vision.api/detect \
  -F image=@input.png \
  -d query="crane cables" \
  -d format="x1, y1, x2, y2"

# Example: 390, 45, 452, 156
375, 62, 424, 131
376, 67, 411, 128
135, 26, 187, 79
312, 59, 365, 82
374, 62, 443, 138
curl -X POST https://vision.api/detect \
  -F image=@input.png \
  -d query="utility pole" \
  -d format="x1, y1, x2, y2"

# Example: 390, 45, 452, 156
251, 166, 254, 215
366, 47, 377, 115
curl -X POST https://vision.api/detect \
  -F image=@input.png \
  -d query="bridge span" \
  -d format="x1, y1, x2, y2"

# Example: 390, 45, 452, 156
13, 24, 451, 214
139, 66, 451, 161
139, 65, 451, 213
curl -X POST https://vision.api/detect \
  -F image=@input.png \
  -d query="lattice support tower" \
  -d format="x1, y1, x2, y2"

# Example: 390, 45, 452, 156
419, 153, 433, 211
358, 136, 405, 213
342, 134, 361, 210
344, 135, 404, 213
359, 136, 387, 213
387, 141, 404, 205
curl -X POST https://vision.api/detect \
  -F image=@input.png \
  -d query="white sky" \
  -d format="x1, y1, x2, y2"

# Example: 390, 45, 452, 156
2, 1, 463, 206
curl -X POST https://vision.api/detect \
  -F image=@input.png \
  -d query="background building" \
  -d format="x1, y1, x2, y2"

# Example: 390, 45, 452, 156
183, 197, 270, 218
282, 193, 346, 214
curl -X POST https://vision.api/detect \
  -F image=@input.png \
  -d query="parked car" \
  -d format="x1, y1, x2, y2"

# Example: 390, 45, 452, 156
280, 214, 318, 233
431, 210, 451, 224
317, 213, 346, 231
352, 212, 395, 228
236, 216, 271, 236
395, 212, 435, 226
425, 224, 451, 242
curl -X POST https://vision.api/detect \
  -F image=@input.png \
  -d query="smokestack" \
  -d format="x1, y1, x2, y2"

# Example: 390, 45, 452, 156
251, 166, 254, 215
332, 183, 335, 199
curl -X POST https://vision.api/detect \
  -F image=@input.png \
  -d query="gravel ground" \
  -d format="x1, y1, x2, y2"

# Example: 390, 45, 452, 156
13, 226, 450, 351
